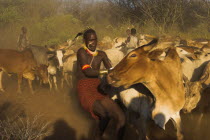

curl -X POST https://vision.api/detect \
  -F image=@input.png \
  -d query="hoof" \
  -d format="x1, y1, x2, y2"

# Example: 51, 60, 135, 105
0, 88, 5, 92
177, 135, 183, 140
31, 90, 35, 94
55, 89, 59, 92
146, 136, 150, 140
49, 89, 55, 94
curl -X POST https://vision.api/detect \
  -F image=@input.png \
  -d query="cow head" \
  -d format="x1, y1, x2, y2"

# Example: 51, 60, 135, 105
56, 50, 64, 69
182, 81, 203, 113
107, 39, 160, 88
182, 72, 209, 113
36, 65, 48, 84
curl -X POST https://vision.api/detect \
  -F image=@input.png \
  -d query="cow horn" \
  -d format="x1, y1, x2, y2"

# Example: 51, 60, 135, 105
200, 72, 209, 83
183, 74, 189, 83
148, 49, 164, 60
31, 67, 37, 71
140, 38, 158, 52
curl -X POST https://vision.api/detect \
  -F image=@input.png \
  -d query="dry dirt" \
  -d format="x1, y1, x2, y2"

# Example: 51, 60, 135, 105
0, 73, 210, 140
0, 74, 94, 140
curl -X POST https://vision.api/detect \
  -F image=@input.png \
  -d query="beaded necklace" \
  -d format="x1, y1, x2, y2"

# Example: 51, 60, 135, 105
83, 45, 98, 56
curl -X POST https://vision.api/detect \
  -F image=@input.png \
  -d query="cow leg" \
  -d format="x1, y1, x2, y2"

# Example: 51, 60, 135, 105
69, 74, 73, 89
28, 79, 34, 94
170, 112, 183, 140
61, 72, 65, 89
0, 71, 5, 92
198, 113, 204, 126
69, 74, 72, 86
53, 76, 58, 91
48, 75, 53, 91
17, 74, 23, 93
64, 73, 71, 86
196, 113, 204, 133
39, 77, 43, 86
133, 115, 148, 140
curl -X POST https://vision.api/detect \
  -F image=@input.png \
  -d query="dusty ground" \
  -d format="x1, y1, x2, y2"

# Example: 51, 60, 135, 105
0, 74, 94, 140
0, 73, 209, 140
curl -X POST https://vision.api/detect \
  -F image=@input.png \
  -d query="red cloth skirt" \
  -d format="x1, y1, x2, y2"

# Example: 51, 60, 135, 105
77, 78, 107, 119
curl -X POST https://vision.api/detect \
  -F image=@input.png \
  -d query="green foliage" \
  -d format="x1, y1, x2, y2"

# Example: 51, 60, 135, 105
185, 23, 210, 39
29, 14, 84, 46
0, 6, 23, 26
0, 0, 209, 48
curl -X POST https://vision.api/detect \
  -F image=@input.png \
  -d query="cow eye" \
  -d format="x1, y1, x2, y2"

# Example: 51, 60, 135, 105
130, 54, 137, 57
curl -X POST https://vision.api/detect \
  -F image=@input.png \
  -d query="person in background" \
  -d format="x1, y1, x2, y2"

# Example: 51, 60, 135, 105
126, 28, 131, 39
125, 28, 139, 53
17, 26, 30, 51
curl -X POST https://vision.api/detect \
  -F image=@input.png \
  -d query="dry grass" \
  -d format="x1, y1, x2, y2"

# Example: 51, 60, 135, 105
0, 114, 50, 140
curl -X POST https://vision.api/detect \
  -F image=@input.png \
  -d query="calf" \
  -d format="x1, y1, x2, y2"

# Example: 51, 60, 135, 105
47, 52, 59, 91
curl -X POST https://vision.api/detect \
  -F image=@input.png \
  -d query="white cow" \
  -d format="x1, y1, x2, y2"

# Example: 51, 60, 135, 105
113, 37, 127, 48
55, 48, 76, 89
61, 53, 77, 88
56, 50, 64, 68
36, 48, 61, 92
47, 55, 59, 91
104, 47, 125, 68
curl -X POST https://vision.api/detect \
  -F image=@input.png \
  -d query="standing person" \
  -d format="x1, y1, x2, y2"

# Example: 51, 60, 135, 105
17, 26, 30, 51
126, 28, 139, 53
126, 28, 131, 38
76, 29, 125, 140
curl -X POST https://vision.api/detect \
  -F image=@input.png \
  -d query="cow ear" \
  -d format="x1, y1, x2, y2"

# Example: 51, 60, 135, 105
148, 49, 164, 60
165, 47, 179, 61
200, 62, 210, 83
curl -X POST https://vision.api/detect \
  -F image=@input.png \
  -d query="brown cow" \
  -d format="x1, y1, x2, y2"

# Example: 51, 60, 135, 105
0, 49, 39, 93
107, 40, 185, 140
187, 39, 209, 49
36, 64, 49, 85
182, 61, 210, 113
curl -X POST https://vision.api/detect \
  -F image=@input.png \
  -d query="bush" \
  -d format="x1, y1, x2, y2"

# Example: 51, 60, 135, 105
29, 14, 84, 46
0, 114, 50, 140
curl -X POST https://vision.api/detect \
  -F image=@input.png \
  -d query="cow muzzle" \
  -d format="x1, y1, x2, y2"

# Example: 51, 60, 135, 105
107, 72, 120, 85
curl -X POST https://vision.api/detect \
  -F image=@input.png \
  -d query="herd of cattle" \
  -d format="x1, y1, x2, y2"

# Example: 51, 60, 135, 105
103, 35, 210, 140
0, 33, 210, 139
